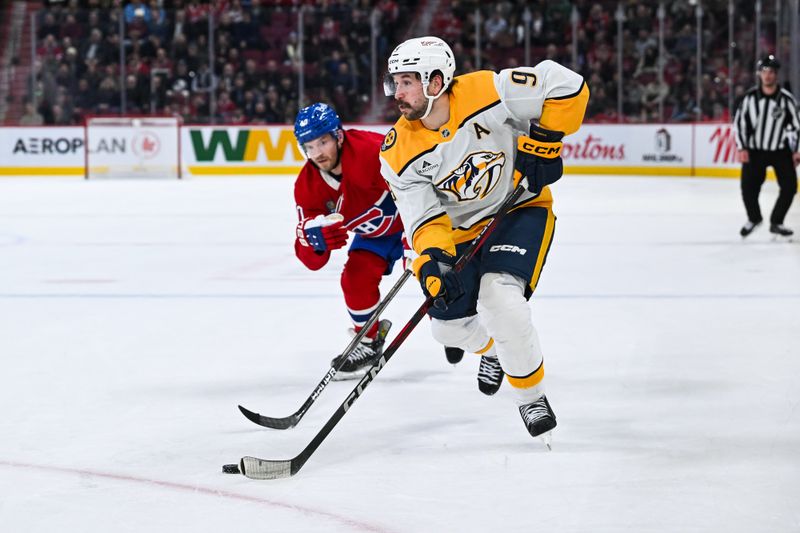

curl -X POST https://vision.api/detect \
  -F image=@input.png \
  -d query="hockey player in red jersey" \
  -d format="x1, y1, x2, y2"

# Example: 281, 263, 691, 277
293, 103, 404, 379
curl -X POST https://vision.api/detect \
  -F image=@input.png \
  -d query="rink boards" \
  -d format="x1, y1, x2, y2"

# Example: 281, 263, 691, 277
0, 123, 761, 179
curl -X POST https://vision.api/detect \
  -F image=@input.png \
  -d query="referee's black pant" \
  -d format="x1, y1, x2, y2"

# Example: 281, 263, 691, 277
740, 149, 797, 225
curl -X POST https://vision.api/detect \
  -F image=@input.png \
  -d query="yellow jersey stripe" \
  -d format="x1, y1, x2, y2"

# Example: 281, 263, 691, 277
529, 206, 556, 292
506, 361, 545, 389
411, 212, 456, 255
540, 81, 590, 136
475, 338, 495, 355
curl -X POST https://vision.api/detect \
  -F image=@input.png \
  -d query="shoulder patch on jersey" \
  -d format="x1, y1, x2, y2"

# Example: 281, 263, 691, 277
381, 128, 397, 152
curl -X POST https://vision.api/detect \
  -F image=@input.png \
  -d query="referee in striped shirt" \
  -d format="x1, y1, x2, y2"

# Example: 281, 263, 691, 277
733, 54, 800, 238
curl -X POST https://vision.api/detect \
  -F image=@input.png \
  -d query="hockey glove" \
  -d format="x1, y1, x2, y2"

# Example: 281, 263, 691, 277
513, 125, 565, 194
296, 213, 348, 253
412, 247, 464, 311
401, 235, 416, 271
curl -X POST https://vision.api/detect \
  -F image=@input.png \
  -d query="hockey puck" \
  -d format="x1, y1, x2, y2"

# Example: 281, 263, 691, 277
222, 463, 241, 474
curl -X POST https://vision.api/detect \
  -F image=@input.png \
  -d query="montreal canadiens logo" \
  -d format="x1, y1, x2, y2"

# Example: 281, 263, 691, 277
436, 150, 505, 201
345, 191, 399, 236
131, 131, 161, 159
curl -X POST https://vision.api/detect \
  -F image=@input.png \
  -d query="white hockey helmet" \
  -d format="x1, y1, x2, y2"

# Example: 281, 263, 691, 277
384, 36, 455, 119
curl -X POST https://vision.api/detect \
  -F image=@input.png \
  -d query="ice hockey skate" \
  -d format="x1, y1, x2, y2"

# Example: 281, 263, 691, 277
444, 346, 464, 364
519, 395, 557, 449
769, 224, 794, 238
331, 319, 392, 381
477, 355, 504, 395
740, 219, 762, 237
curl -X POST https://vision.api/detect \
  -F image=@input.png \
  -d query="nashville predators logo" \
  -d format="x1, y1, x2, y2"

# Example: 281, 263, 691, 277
435, 151, 505, 201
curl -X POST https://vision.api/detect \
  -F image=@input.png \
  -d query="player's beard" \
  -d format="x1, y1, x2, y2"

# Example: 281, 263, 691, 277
311, 149, 342, 173
398, 99, 426, 121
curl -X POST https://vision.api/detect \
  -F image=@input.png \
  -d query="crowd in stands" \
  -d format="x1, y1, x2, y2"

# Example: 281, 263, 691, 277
19, 0, 775, 126
22, 0, 413, 125
428, 0, 766, 124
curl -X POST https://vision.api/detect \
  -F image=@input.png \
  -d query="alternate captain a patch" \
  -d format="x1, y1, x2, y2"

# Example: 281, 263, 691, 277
435, 150, 506, 202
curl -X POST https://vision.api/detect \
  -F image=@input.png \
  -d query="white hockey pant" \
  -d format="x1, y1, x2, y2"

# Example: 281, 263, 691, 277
430, 272, 545, 404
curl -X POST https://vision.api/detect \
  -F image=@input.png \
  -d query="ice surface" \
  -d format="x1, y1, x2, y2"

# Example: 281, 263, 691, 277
1, 175, 798, 532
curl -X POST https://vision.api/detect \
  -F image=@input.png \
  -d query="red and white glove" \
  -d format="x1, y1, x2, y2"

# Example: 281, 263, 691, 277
296, 213, 348, 253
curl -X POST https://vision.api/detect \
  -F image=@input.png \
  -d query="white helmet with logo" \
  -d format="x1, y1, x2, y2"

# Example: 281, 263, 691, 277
384, 36, 456, 119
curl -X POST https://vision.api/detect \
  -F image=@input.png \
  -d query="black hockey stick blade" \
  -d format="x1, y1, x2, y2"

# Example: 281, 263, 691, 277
237, 274, 408, 430
237, 405, 300, 430
237, 364, 338, 430
236, 186, 527, 479
238, 302, 428, 480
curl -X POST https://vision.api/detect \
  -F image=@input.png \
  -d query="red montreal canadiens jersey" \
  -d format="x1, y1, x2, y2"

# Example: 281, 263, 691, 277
294, 129, 404, 270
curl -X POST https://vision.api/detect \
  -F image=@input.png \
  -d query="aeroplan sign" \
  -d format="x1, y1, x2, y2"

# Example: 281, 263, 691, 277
188, 128, 304, 163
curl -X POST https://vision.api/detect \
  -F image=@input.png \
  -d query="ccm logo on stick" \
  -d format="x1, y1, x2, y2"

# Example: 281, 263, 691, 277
489, 244, 527, 255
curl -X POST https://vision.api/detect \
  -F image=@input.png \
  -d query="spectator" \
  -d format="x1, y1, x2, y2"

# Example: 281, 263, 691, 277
80, 29, 108, 66
124, 74, 148, 112
60, 14, 83, 41
264, 84, 284, 123
19, 101, 45, 126
232, 10, 258, 49
285, 32, 300, 67
484, 7, 509, 47
148, 7, 171, 43
38, 12, 60, 41
73, 78, 97, 117
95, 76, 119, 113
185, 1, 209, 39
216, 91, 237, 121
191, 62, 217, 94
124, 0, 152, 24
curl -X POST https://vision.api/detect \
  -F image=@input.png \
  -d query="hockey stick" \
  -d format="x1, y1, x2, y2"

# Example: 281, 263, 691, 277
237, 184, 527, 479
238, 269, 413, 429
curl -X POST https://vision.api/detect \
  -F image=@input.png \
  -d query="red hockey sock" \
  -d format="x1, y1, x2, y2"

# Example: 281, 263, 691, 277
341, 250, 387, 338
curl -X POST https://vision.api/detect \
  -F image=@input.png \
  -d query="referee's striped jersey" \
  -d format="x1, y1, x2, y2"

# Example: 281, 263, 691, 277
734, 86, 800, 152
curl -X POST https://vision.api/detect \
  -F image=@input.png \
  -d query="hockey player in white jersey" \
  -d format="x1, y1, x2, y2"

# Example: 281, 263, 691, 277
380, 36, 588, 443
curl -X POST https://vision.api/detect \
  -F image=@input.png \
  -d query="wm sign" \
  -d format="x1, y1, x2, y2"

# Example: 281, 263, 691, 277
189, 128, 304, 161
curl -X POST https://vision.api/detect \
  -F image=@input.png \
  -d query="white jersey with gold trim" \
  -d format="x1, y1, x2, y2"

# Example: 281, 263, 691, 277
380, 60, 589, 253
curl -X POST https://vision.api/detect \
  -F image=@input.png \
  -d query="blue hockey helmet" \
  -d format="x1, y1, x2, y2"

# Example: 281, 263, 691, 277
294, 103, 342, 145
